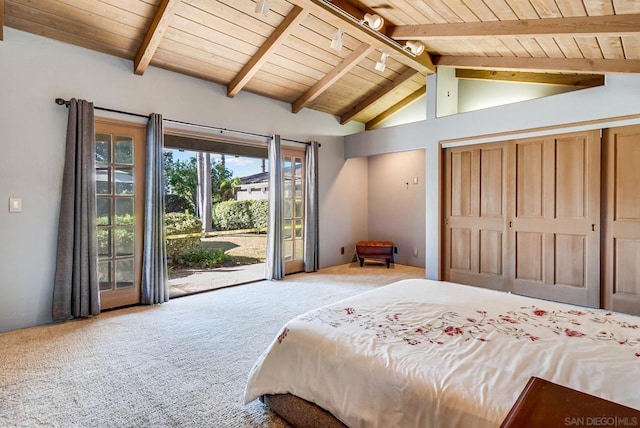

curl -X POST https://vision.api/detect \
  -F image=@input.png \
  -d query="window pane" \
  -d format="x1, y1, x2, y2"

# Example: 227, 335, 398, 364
115, 168, 134, 195
97, 198, 111, 226
283, 220, 292, 240
284, 157, 292, 177
295, 177, 302, 198
115, 259, 134, 289
95, 134, 111, 163
99, 261, 112, 292
115, 198, 134, 225
295, 219, 303, 238
284, 199, 292, 219
284, 177, 292, 198
115, 136, 134, 164
294, 199, 303, 218
295, 157, 302, 177
97, 229, 112, 257
96, 168, 111, 195
115, 227, 134, 256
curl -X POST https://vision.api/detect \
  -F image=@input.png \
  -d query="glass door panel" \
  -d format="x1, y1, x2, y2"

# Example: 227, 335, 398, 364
95, 120, 145, 310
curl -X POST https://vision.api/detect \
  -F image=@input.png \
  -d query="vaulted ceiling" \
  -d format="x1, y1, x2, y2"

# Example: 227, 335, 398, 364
2, 0, 639, 129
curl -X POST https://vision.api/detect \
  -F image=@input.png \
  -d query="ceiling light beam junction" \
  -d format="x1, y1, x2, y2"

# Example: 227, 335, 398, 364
288, 0, 435, 74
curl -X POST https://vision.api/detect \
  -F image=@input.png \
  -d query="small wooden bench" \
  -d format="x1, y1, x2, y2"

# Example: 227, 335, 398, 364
355, 241, 394, 268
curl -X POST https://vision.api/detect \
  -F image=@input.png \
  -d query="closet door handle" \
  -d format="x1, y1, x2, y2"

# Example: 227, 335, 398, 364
592, 224, 595, 232
509, 221, 513, 228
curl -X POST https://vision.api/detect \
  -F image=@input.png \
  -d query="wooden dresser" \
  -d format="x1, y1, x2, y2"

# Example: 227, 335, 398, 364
501, 377, 640, 428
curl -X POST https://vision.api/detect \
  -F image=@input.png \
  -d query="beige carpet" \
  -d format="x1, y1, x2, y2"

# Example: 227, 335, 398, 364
0, 263, 424, 427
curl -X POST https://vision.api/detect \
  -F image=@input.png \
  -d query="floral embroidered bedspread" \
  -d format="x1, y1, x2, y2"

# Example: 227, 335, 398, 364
244, 279, 640, 428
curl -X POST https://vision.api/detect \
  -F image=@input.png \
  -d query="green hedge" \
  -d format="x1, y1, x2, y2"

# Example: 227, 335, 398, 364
214, 199, 268, 231
97, 215, 134, 257
165, 212, 202, 259
249, 199, 268, 229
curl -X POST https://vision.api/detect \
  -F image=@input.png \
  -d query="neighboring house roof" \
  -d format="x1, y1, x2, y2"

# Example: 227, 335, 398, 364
239, 171, 269, 185
237, 163, 301, 185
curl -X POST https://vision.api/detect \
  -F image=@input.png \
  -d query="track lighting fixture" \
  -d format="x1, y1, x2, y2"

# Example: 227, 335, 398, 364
362, 13, 384, 31
404, 40, 425, 56
255, 0, 269, 17
374, 52, 389, 72
330, 29, 344, 51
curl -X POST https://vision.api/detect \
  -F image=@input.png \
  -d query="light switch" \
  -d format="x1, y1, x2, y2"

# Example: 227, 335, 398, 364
9, 197, 22, 213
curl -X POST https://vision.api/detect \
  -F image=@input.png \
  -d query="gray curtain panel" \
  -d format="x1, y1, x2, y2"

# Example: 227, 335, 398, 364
265, 135, 284, 280
303, 141, 319, 272
196, 152, 212, 232
141, 113, 169, 304
52, 99, 100, 321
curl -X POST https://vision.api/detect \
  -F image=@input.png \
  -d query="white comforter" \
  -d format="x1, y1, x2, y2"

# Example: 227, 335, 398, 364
244, 279, 640, 427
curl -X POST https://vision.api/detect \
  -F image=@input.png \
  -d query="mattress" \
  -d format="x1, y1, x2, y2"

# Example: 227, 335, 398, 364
244, 279, 640, 427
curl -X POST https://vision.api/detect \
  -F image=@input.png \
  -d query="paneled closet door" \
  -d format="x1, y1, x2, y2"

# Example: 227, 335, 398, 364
444, 142, 509, 291
602, 125, 640, 315
508, 131, 600, 308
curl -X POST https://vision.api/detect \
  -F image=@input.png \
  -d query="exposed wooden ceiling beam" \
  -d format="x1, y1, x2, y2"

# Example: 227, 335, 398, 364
0, 0, 5, 41
365, 85, 426, 130
437, 56, 640, 75
228, 6, 308, 98
288, 0, 435, 74
390, 14, 640, 40
133, 0, 181, 75
340, 68, 419, 124
455, 69, 605, 88
293, 43, 374, 113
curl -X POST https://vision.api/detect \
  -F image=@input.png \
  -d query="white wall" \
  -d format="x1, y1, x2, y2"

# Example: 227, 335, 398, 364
0, 28, 365, 332
457, 78, 577, 113
375, 95, 427, 129
367, 150, 425, 268
346, 72, 640, 279
435, 67, 458, 117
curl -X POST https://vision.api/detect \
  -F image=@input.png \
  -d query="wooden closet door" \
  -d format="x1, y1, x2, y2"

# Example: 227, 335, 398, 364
603, 125, 640, 315
508, 131, 600, 308
444, 143, 508, 290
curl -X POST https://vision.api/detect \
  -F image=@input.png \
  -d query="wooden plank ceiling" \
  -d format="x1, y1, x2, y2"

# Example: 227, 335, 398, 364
2, 0, 640, 128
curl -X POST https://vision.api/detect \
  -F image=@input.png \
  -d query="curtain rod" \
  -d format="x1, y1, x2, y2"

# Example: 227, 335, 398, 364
55, 97, 148, 119
55, 98, 316, 146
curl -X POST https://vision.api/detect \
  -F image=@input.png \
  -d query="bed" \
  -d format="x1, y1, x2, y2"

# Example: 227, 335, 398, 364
244, 279, 640, 427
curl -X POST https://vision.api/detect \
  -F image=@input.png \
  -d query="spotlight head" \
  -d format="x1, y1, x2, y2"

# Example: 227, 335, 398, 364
404, 40, 425, 56
362, 13, 384, 31
374, 52, 389, 72
330, 29, 344, 52
255, 0, 269, 17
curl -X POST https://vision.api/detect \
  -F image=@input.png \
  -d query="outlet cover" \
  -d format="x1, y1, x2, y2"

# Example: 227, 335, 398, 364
9, 197, 22, 213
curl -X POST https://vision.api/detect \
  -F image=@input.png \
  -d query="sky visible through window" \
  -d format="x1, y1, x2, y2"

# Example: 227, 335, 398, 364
168, 148, 266, 179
